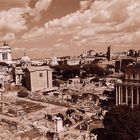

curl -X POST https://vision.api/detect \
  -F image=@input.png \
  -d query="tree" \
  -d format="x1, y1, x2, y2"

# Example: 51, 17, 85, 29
128, 49, 135, 57
71, 94, 79, 103
56, 113, 64, 121
53, 79, 64, 87
82, 64, 110, 77
52, 65, 80, 79
64, 118, 72, 126
17, 87, 29, 98
103, 105, 140, 140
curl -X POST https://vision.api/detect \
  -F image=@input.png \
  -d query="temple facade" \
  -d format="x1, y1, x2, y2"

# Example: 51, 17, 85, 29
24, 66, 53, 92
115, 63, 140, 108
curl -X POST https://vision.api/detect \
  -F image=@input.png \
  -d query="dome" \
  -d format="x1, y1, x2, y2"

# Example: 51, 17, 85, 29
21, 56, 30, 62
51, 56, 57, 60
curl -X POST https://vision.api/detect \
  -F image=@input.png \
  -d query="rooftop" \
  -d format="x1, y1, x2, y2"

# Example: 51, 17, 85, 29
26, 66, 52, 72
116, 82, 140, 87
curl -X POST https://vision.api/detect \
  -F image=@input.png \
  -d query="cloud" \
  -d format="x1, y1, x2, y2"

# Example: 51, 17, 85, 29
0, 0, 30, 10
5, 0, 140, 58
80, 0, 94, 12
0, 33, 15, 41
22, 27, 46, 40
35, 0, 52, 12
29, 0, 52, 21
53, 43, 69, 50
0, 0, 53, 40
22, 25, 62, 41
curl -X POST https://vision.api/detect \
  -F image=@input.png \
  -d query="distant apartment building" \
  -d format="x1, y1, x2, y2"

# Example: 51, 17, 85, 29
97, 59, 115, 73
80, 50, 96, 64
31, 59, 46, 66
115, 63, 140, 108
49, 55, 59, 66
65, 57, 80, 66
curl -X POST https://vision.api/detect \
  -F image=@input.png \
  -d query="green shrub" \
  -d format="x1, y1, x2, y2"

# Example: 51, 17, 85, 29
17, 87, 29, 98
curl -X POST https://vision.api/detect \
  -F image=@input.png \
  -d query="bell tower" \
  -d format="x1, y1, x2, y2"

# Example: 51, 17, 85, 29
107, 46, 111, 61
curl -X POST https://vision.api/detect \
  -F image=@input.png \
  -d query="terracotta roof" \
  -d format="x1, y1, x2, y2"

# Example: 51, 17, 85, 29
26, 66, 52, 72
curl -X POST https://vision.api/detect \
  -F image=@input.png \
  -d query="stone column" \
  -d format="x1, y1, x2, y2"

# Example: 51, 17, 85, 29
130, 74, 133, 79
125, 86, 128, 105
116, 85, 118, 105
131, 86, 134, 108
120, 86, 123, 104
137, 87, 139, 105
136, 73, 139, 80
118, 85, 121, 105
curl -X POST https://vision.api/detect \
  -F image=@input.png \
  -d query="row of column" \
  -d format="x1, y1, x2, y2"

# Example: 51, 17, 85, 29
116, 85, 140, 108
126, 73, 140, 80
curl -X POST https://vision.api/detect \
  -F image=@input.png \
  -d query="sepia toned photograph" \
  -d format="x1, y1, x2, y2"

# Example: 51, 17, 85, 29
0, 0, 139, 140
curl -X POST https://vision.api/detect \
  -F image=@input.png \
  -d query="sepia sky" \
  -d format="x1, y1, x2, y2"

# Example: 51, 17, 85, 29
0, 0, 139, 58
